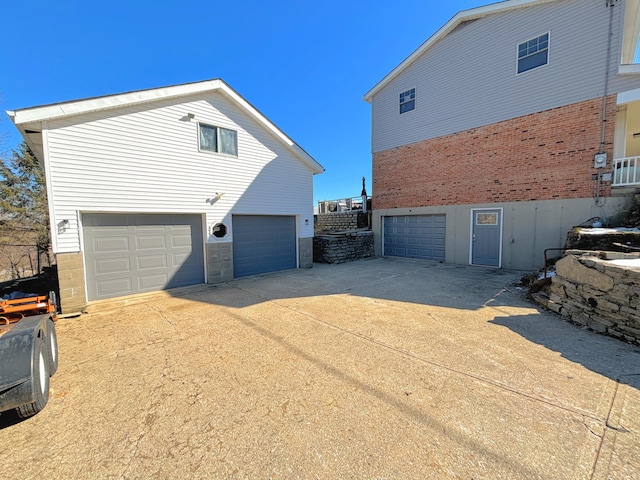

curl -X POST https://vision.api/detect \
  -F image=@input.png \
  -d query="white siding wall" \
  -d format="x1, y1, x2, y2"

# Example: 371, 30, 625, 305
44, 92, 315, 253
371, 0, 640, 153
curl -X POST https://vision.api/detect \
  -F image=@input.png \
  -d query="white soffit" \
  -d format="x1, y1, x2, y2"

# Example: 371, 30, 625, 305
618, 86, 640, 104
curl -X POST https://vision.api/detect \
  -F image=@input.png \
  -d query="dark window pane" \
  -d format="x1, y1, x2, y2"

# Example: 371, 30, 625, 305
199, 124, 217, 152
219, 128, 238, 156
518, 50, 548, 73
400, 99, 415, 114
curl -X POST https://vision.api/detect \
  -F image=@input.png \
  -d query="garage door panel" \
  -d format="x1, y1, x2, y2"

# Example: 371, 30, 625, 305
137, 254, 167, 270
83, 213, 204, 301
233, 215, 296, 278
138, 273, 169, 290
172, 234, 193, 248
137, 235, 166, 250
95, 258, 131, 275
384, 215, 446, 261
94, 237, 130, 253
97, 278, 133, 297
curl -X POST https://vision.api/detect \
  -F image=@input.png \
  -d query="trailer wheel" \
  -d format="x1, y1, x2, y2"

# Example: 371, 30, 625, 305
15, 337, 50, 419
46, 319, 59, 375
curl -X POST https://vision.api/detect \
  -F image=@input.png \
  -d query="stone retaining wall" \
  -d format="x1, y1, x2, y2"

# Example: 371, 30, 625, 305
315, 212, 369, 233
548, 250, 640, 344
313, 231, 374, 264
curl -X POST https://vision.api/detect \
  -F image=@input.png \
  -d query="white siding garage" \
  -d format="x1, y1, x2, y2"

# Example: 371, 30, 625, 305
383, 215, 446, 261
83, 213, 204, 301
232, 215, 297, 278
9, 79, 323, 313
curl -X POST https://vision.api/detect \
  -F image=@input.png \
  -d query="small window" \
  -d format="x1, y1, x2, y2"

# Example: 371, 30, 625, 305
198, 124, 238, 156
517, 33, 549, 74
399, 88, 416, 114
212, 223, 227, 238
476, 213, 498, 225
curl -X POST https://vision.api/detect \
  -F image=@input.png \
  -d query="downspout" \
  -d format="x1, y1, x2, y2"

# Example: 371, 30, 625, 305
600, 0, 616, 153
596, 0, 617, 207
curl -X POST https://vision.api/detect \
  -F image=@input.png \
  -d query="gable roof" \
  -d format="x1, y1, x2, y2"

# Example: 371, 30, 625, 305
363, 0, 640, 103
7, 78, 324, 175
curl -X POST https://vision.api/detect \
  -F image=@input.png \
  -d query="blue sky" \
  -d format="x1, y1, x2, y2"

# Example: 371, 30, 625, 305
0, 0, 481, 205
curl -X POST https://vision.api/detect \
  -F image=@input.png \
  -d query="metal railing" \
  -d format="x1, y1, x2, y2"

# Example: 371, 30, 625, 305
317, 196, 371, 214
612, 156, 640, 186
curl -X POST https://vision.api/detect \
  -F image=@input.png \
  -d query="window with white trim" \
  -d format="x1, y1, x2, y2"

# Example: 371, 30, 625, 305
199, 124, 238, 156
399, 88, 416, 114
517, 33, 549, 74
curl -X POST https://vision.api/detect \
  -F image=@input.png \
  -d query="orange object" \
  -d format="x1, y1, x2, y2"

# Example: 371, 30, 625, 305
0, 294, 58, 325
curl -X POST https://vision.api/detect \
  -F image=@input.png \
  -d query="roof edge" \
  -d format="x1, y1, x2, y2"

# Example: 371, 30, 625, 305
6, 79, 324, 175
8, 79, 225, 125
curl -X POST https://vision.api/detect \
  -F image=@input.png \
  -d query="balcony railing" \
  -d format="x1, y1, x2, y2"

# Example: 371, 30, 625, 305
613, 156, 640, 186
317, 196, 371, 214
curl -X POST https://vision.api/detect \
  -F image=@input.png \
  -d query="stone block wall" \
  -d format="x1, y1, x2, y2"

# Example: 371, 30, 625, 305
549, 250, 640, 344
56, 252, 87, 314
299, 237, 313, 268
313, 231, 374, 264
315, 212, 370, 233
206, 242, 233, 284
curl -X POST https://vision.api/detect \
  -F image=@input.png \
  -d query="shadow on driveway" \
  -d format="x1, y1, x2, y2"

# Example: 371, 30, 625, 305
491, 313, 640, 390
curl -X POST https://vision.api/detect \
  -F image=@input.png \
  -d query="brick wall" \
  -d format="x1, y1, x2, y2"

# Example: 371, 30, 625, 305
373, 96, 616, 210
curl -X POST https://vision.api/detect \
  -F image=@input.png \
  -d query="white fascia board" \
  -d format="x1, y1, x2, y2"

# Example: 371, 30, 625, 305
9, 79, 225, 125
619, 64, 640, 76
363, 0, 557, 103
617, 85, 640, 104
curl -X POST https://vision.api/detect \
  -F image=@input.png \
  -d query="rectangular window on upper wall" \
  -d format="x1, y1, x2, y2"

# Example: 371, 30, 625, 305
198, 123, 238, 156
517, 32, 549, 74
399, 88, 416, 114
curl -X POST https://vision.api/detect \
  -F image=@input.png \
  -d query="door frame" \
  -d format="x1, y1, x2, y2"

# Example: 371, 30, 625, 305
469, 208, 503, 268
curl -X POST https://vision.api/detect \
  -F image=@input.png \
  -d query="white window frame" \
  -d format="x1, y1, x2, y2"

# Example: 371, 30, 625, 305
399, 87, 416, 114
516, 32, 550, 75
198, 123, 238, 156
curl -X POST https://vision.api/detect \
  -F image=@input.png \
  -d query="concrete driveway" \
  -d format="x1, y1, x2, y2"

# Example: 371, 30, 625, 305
1, 257, 639, 479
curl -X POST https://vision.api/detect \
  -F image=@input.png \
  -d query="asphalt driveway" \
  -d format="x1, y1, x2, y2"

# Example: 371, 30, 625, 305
1, 257, 639, 479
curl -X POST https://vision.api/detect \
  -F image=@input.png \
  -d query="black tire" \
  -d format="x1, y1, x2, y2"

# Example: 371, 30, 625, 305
16, 337, 50, 419
46, 319, 59, 375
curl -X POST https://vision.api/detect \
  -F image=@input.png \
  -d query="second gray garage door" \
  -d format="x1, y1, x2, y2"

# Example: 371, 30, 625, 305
383, 215, 446, 261
83, 213, 204, 301
232, 215, 297, 278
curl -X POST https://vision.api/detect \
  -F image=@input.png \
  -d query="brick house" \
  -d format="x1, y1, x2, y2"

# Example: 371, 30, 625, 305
364, 0, 640, 270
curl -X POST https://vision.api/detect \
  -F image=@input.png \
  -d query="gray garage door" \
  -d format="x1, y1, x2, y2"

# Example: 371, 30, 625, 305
383, 215, 446, 261
232, 215, 297, 278
83, 213, 204, 301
